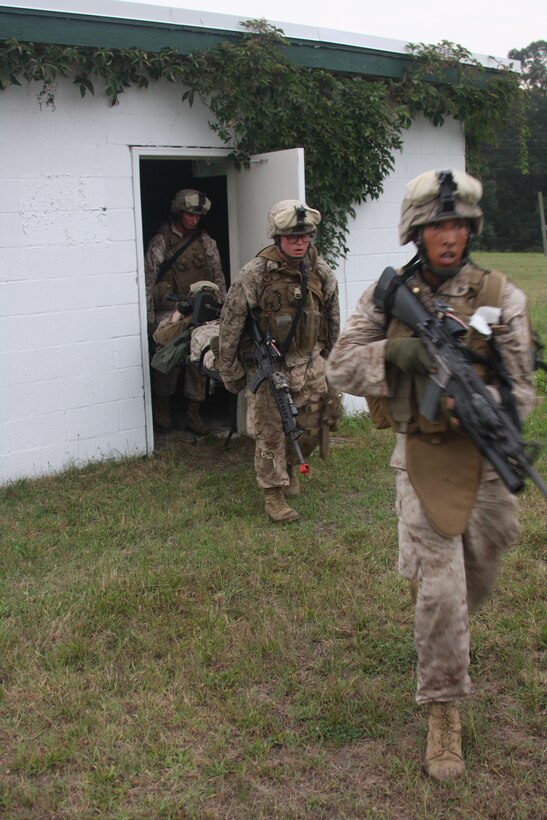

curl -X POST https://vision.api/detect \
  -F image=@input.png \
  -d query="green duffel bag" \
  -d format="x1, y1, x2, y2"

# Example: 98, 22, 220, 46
151, 327, 193, 374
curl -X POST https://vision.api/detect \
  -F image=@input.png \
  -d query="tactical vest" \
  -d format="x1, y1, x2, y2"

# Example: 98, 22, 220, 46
153, 227, 210, 312
369, 265, 506, 435
253, 245, 328, 356
372, 265, 508, 537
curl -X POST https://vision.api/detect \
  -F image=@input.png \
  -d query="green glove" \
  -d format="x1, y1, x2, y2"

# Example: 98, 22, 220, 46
385, 338, 435, 375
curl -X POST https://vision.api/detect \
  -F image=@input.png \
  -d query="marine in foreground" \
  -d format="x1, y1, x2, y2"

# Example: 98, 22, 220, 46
327, 169, 540, 781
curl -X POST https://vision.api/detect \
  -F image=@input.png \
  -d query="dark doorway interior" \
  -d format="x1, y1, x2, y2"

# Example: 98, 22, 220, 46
139, 157, 233, 439
139, 158, 231, 283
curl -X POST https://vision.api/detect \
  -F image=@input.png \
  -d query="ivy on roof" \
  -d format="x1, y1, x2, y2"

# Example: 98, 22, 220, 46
0, 20, 524, 261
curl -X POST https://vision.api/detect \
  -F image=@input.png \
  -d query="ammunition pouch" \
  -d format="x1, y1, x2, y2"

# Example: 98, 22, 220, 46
366, 396, 393, 430
321, 383, 343, 431
318, 383, 343, 458
296, 399, 322, 434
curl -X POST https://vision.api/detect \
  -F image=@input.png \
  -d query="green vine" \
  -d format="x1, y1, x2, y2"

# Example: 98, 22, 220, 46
403, 41, 528, 175
0, 23, 524, 262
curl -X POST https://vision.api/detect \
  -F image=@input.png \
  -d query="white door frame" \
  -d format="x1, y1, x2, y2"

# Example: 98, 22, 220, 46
132, 146, 233, 453
131, 146, 305, 452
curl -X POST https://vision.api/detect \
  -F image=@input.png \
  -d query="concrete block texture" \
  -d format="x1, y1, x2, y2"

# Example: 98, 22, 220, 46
1, 71, 465, 483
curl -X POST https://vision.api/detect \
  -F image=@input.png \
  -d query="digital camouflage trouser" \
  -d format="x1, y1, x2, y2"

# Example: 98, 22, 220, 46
246, 357, 328, 489
151, 361, 207, 402
396, 468, 518, 703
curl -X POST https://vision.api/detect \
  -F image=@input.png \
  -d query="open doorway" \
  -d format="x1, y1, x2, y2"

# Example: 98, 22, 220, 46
134, 147, 306, 453
139, 157, 234, 440
140, 157, 231, 283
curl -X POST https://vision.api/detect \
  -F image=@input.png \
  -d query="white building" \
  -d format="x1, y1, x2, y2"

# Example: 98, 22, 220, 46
1, 1, 498, 483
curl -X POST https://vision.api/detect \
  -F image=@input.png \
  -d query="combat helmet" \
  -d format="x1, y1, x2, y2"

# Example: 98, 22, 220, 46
267, 199, 321, 239
171, 188, 211, 216
400, 169, 483, 277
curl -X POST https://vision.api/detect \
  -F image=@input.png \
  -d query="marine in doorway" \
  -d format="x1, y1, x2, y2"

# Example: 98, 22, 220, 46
217, 199, 340, 523
145, 188, 226, 434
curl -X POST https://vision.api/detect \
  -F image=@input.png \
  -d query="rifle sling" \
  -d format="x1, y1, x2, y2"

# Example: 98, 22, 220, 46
155, 228, 201, 283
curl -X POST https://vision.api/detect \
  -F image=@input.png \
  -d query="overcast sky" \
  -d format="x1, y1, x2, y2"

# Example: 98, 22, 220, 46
117, 0, 543, 60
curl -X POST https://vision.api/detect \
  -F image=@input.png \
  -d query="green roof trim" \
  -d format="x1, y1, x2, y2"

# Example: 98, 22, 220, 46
0, 6, 412, 79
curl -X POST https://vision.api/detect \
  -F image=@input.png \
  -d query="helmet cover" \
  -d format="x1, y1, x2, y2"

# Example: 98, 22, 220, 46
399, 169, 483, 245
267, 199, 321, 238
171, 189, 211, 216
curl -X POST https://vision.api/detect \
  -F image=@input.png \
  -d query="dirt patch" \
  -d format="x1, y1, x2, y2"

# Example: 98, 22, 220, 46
154, 430, 255, 472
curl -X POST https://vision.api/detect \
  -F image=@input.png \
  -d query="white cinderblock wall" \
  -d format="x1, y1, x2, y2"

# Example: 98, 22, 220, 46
0, 76, 465, 483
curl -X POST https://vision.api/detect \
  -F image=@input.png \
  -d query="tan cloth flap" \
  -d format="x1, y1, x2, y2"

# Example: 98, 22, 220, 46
406, 432, 482, 537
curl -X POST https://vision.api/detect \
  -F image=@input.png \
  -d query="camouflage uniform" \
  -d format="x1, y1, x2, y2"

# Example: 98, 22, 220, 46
145, 225, 225, 325
327, 263, 536, 703
218, 246, 339, 489
145, 223, 226, 402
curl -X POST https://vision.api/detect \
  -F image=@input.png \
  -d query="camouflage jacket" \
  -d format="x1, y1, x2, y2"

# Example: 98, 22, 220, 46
144, 224, 225, 324
326, 262, 537, 468
218, 246, 339, 388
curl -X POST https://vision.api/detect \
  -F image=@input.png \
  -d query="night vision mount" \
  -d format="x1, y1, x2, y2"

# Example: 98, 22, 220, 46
437, 170, 458, 215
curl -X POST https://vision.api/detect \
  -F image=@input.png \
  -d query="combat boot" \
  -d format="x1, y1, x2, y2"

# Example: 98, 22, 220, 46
424, 702, 465, 782
283, 466, 301, 497
264, 488, 299, 523
185, 401, 210, 435
152, 395, 172, 433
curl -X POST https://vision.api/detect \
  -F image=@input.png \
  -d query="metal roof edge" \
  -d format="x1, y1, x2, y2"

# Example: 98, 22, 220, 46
0, 1, 518, 76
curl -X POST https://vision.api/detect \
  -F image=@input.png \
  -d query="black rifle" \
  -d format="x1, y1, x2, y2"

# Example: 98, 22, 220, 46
373, 266, 546, 497
151, 289, 222, 377
245, 316, 310, 475
166, 290, 222, 326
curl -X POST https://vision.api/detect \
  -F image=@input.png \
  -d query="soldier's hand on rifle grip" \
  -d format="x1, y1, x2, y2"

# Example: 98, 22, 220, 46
385, 338, 436, 375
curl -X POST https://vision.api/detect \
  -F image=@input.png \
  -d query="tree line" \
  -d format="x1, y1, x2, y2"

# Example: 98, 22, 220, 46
470, 41, 547, 252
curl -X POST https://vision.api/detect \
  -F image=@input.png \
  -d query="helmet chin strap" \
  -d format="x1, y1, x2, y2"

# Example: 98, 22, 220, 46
415, 228, 473, 280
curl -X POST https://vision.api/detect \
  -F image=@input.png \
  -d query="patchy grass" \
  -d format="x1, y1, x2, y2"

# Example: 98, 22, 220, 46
0, 254, 545, 818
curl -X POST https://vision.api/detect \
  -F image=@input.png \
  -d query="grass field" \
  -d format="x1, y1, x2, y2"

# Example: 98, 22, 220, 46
0, 253, 545, 818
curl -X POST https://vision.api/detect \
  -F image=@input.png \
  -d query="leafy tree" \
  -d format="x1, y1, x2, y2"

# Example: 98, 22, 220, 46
471, 41, 547, 252
509, 40, 547, 94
